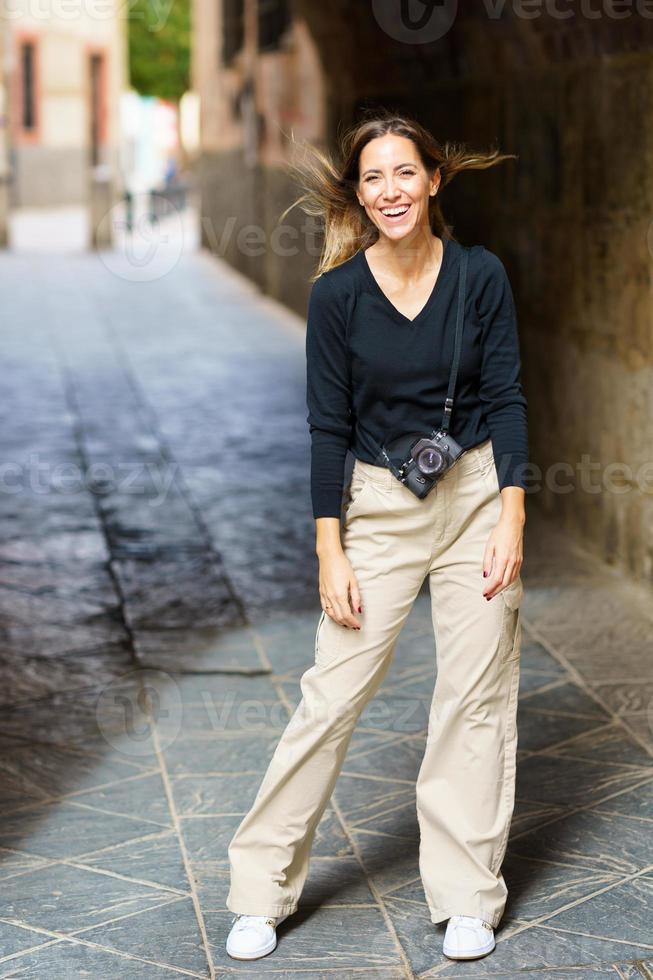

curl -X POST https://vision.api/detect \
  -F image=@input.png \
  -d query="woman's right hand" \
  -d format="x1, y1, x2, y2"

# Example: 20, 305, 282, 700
318, 550, 362, 630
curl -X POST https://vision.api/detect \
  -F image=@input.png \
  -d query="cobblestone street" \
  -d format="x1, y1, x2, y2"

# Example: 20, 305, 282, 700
0, 247, 651, 978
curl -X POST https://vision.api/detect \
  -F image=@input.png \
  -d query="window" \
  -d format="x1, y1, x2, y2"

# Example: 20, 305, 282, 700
89, 52, 105, 166
258, 0, 291, 52
20, 41, 36, 132
222, 0, 244, 66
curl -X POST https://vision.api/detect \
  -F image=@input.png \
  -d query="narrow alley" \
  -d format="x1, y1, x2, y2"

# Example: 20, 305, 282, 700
0, 247, 651, 977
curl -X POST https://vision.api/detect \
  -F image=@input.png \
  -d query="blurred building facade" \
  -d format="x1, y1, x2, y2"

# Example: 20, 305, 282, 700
0, 20, 9, 245
192, 3, 653, 588
191, 0, 324, 306
2, 0, 127, 243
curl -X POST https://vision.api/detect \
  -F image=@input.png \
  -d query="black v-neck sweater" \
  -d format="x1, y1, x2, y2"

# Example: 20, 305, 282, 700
305, 236, 529, 519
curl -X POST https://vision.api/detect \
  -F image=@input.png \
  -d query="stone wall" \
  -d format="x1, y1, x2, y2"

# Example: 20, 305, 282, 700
193, 3, 653, 585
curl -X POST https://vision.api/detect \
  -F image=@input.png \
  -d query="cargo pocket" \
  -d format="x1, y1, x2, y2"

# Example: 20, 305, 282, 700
498, 577, 523, 663
314, 608, 338, 668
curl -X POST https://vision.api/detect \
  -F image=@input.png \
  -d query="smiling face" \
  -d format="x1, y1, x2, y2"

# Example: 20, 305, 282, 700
356, 133, 440, 244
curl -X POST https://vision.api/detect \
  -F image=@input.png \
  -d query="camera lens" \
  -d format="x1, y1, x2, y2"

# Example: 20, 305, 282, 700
416, 446, 445, 475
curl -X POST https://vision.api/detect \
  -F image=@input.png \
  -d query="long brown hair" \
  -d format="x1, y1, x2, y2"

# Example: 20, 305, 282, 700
279, 108, 517, 282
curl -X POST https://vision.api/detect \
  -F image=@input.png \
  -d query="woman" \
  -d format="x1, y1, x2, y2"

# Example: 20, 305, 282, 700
226, 111, 527, 963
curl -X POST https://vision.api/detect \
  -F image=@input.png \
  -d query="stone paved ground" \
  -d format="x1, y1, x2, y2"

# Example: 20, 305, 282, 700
0, 246, 651, 978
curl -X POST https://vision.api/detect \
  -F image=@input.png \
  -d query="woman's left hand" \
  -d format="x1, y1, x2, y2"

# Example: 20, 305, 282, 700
482, 510, 524, 600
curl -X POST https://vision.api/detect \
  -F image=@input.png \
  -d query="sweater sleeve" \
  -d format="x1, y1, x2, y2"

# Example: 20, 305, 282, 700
305, 273, 353, 518
475, 250, 529, 491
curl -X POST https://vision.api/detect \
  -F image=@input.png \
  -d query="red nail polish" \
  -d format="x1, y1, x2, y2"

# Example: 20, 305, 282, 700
483, 571, 488, 578
358, 606, 362, 613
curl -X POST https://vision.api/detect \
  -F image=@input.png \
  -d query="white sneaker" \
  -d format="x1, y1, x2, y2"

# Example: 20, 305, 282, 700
442, 914, 495, 959
226, 912, 290, 960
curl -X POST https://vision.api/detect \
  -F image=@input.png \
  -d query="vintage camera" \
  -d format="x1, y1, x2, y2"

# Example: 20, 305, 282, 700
374, 428, 466, 499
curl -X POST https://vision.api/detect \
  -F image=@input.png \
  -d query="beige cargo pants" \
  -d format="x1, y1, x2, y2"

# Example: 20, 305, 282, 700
227, 436, 523, 928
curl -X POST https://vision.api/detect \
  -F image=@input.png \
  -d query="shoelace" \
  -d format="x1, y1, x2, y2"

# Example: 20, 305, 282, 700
449, 915, 493, 932
232, 914, 276, 932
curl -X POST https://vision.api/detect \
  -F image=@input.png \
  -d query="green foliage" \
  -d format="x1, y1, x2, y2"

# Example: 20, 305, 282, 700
128, 0, 191, 103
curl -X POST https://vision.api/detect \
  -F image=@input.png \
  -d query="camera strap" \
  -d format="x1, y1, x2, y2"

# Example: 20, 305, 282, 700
372, 244, 470, 480
441, 244, 469, 434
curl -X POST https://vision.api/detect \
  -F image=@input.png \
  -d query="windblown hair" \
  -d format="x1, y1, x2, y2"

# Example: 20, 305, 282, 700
279, 108, 517, 282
